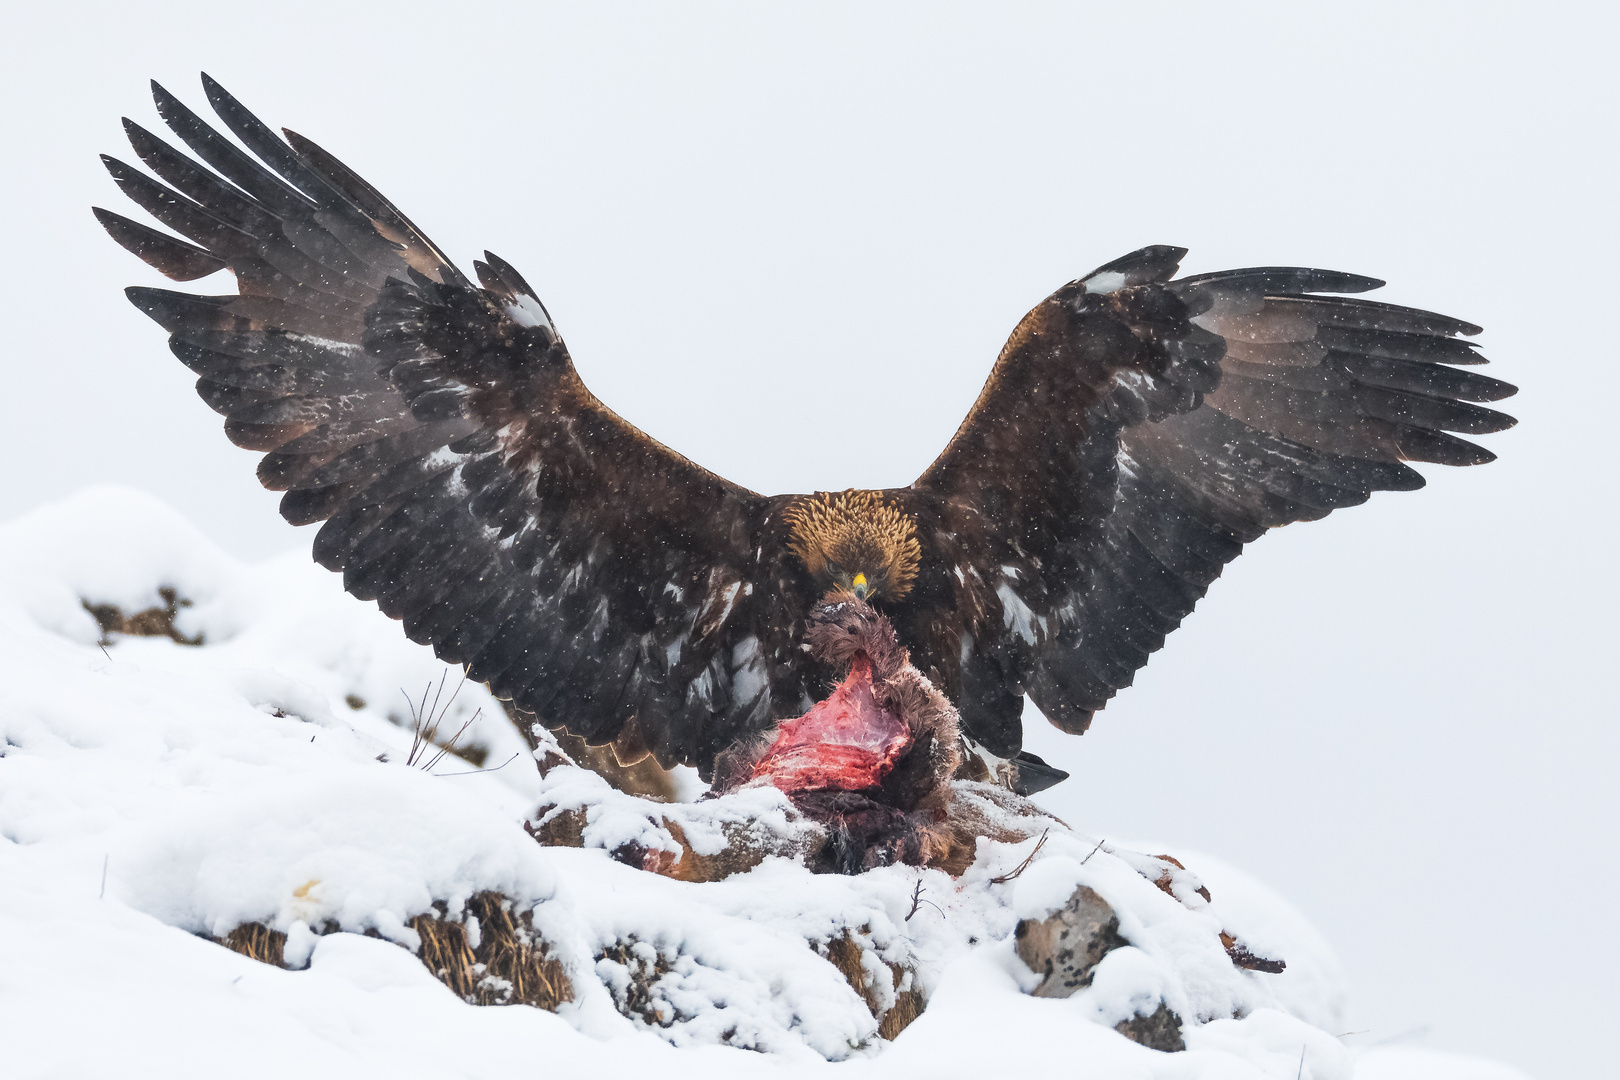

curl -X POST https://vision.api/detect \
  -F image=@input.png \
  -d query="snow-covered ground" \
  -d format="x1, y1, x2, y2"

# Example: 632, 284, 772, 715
0, 489, 1534, 1079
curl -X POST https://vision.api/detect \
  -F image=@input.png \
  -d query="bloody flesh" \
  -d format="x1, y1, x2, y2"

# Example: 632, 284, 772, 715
750, 654, 911, 794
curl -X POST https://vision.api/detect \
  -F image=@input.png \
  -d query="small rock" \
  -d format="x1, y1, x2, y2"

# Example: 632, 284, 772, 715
1114, 1001, 1186, 1052
1013, 884, 1128, 997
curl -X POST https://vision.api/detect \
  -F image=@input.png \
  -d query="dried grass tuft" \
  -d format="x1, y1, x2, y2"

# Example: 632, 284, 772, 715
411, 892, 573, 1009
209, 892, 571, 1012
821, 930, 925, 1041
218, 922, 287, 967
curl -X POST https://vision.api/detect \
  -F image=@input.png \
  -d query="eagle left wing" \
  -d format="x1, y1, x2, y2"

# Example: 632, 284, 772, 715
98, 75, 811, 768
911, 246, 1516, 755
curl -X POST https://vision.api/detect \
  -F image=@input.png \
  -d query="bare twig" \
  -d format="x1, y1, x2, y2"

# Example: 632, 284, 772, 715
1296, 1046, 1306, 1080
421, 710, 480, 772
990, 829, 1050, 884
1367, 1025, 1431, 1048
403, 685, 427, 763
435, 752, 519, 778
402, 673, 477, 770
99, 854, 108, 900
905, 879, 943, 921
1080, 837, 1107, 864
98, 643, 112, 662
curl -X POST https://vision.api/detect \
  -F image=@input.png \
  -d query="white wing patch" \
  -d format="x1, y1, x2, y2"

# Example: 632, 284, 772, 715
1082, 270, 1128, 295
503, 295, 554, 330
996, 582, 1047, 646
730, 636, 767, 707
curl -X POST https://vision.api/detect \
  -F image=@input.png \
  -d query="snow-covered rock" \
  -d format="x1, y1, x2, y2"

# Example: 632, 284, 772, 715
0, 488, 1535, 1079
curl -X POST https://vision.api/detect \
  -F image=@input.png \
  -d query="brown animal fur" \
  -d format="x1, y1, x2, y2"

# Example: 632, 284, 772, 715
805, 595, 958, 756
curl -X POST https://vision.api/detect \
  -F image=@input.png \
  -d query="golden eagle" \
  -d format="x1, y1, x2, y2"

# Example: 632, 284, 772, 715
97, 76, 1516, 784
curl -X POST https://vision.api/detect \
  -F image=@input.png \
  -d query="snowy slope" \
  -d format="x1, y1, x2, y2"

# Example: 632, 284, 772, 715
0, 488, 1533, 1079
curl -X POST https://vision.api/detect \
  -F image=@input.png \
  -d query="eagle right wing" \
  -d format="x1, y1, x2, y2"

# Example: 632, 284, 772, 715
912, 247, 1516, 754
97, 75, 809, 768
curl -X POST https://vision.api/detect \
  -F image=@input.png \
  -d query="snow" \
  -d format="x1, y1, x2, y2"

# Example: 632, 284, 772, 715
0, 487, 1535, 1079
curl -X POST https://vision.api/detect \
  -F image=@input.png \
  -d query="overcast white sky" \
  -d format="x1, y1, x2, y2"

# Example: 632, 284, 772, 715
3, 2, 1615, 1076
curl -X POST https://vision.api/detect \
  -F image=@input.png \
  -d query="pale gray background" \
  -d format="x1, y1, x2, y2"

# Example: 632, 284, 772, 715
3, 3, 1614, 1076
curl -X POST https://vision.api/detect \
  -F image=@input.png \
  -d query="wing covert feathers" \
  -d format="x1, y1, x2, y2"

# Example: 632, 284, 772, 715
101, 75, 796, 769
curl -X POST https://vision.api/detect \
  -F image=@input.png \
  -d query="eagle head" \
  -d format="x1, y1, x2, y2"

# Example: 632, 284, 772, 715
784, 489, 921, 602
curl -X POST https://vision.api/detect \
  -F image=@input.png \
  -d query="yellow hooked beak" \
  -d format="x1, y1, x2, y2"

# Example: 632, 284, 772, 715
852, 573, 869, 600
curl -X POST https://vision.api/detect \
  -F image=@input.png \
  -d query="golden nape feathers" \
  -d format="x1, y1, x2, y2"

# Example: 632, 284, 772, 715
784, 490, 922, 601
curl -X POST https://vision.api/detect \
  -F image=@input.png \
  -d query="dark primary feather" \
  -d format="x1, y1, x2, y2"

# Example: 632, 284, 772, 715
101, 76, 1515, 773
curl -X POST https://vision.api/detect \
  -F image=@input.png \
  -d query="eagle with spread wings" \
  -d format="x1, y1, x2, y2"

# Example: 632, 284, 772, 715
97, 76, 1516, 782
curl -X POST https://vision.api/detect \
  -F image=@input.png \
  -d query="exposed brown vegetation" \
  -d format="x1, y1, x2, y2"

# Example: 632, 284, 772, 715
595, 938, 676, 1027
218, 922, 286, 967
207, 892, 571, 1011
821, 930, 925, 1041
525, 802, 822, 884
410, 892, 572, 1008
83, 586, 202, 645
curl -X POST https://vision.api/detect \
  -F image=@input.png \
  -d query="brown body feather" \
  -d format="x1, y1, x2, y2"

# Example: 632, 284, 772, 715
99, 78, 1517, 774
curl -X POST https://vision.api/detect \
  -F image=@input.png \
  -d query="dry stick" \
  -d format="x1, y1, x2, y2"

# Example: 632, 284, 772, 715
1296, 1046, 1306, 1080
990, 829, 1051, 884
905, 879, 943, 921
436, 752, 520, 778
99, 855, 108, 899
427, 673, 448, 733
403, 686, 428, 766
1080, 837, 1107, 864
404, 673, 472, 768
1367, 1025, 1431, 1049
422, 708, 481, 772
406, 673, 449, 761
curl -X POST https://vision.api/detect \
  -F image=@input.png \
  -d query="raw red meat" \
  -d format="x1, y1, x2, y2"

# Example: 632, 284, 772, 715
749, 654, 911, 794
